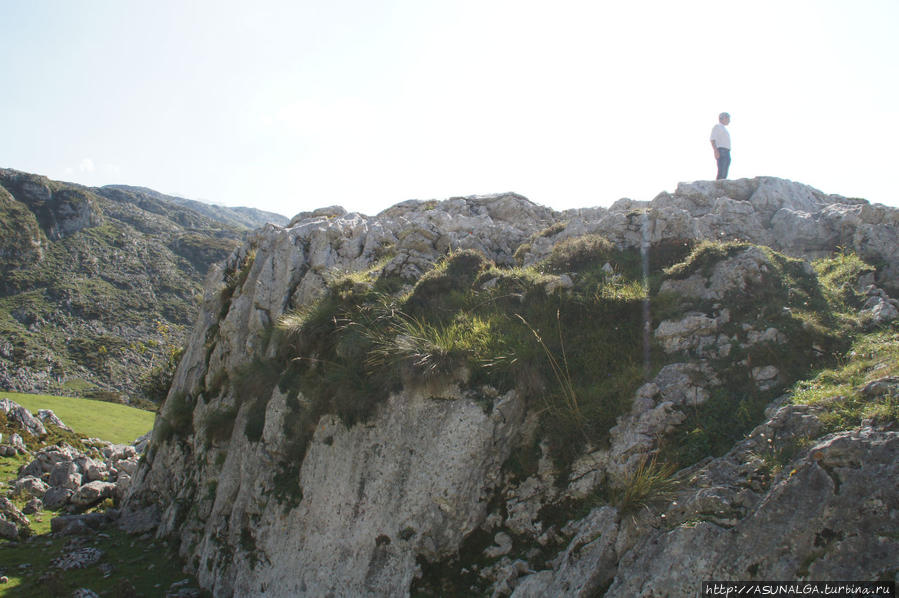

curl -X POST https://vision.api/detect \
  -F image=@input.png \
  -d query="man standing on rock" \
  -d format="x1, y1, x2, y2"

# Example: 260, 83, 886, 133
710, 112, 731, 179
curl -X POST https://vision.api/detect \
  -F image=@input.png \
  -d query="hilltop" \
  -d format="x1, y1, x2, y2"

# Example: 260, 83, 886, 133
119, 177, 897, 596
0, 168, 287, 402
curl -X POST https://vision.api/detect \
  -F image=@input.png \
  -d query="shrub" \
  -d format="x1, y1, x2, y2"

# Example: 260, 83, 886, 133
790, 325, 899, 432
156, 392, 194, 443
543, 234, 615, 273
663, 240, 750, 280
139, 346, 184, 404
813, 250, 876, 311
231, 356, 281, 405
403, 250, 493, 321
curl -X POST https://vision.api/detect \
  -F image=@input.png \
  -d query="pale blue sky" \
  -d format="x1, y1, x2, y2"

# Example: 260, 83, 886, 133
2, 0, 897, 217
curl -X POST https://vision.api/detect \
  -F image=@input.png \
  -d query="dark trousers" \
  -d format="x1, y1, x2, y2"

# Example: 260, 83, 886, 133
716, 148, 731, 180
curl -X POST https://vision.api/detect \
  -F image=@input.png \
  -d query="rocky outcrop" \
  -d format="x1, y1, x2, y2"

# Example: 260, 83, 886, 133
121, 178, 899, 596
526, 177, 899, 290
0, 399, 144, 538
0, 170, 102, 241
507, 407, 899, 597
1, 397, 47, 437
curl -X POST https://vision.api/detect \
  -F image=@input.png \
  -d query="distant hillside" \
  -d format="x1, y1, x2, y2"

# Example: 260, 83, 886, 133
0, 168, 287, 402
102, 184, 288, 230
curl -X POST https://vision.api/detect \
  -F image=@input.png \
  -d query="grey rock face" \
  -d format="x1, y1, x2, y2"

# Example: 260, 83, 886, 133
512, 506, 620, 598
122, 178, 899, 597
510, 406, 897, 597
606, 428, 899, 596
132, 385, 526, 598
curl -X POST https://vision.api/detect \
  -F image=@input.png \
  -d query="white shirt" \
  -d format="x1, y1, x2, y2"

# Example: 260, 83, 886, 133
710, 123, 731, 150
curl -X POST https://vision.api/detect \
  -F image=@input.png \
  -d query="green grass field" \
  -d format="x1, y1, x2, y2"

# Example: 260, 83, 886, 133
1, 390, 155, 445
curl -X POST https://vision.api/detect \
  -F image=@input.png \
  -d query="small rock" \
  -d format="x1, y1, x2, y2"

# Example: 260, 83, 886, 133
51, 547, 103, 570
22, 498, 43, 515
484, 532, 514, 559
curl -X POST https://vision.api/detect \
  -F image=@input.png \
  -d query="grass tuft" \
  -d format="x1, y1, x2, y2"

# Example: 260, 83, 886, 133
609, 454, 680, 516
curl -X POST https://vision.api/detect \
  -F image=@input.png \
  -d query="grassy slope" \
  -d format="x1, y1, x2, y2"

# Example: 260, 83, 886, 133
790, 325, 899, 429
0, 393, 194, 597
0, 527, 205, 597
1, 391, 154, 445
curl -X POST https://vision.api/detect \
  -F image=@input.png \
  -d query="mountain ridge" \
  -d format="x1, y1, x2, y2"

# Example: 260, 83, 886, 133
0, 168, 287, 401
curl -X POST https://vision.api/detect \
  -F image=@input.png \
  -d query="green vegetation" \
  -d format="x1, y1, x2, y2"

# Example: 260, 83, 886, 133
790, 324, 898, 431
663, 240, 751, 280
1, 391, 154, 444
608, 454, 680, 516
213, 239, 892, 504
230, 241, 684, 499
660, 247, 886, 466
0, 527, 207, 597
155, 392, 194, 445
411, 243, 891, 595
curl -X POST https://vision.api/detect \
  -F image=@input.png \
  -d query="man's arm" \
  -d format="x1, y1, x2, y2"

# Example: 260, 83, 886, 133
711, 139, 719, 159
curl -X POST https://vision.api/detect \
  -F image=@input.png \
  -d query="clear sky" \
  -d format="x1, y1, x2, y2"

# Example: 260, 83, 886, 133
2, 0, 897, 218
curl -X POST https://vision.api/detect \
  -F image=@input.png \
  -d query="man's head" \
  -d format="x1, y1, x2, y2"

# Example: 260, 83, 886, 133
719, 112, 731, 125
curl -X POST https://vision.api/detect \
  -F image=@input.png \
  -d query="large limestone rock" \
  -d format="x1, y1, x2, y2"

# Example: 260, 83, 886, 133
130, 384, 525, 597
122, 179, 899, 597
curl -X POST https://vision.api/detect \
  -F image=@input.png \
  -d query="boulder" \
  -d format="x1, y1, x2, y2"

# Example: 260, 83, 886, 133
71, 481, 116, 508
117, 504, 161, 535
51, 512, 114, 534
42, 487, 74, 510
50, 547, 104, 570
0, 398, 46, 437
22, 498, 43, 515
0, 497, 29, 528
14, 475, 49, 499
48, 461, 82, 490
0, 517, 19, 540
37, 409, 71, 431
77, 456, 108, 482
0, 432, 27, 456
